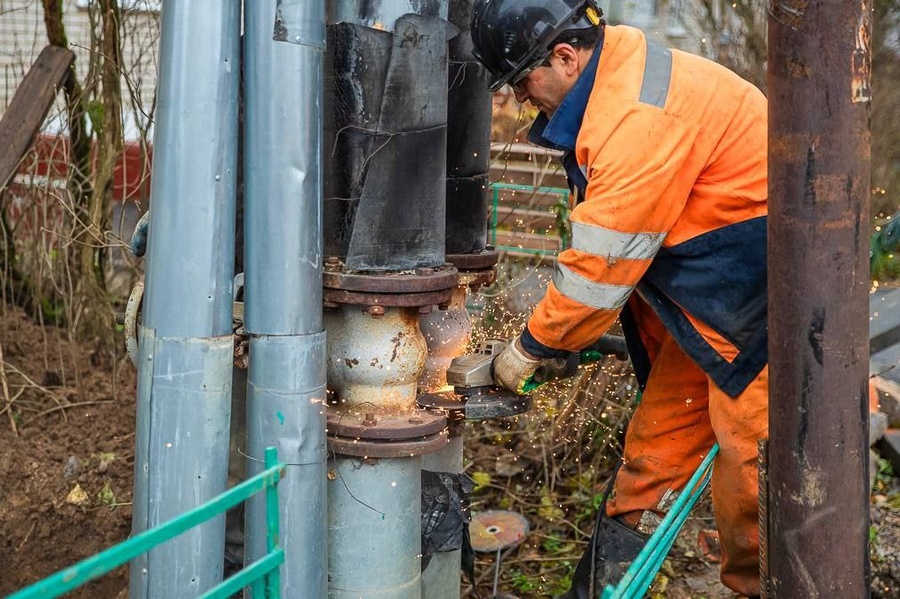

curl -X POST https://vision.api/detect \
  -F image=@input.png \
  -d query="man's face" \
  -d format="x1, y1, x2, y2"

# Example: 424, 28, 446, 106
510, 45, 582, 116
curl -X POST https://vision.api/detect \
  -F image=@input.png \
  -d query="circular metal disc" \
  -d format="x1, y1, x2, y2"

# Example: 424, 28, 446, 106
469, 510, 529, 552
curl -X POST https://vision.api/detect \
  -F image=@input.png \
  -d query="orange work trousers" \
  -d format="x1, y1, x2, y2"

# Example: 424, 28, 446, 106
606, 301, 768, 597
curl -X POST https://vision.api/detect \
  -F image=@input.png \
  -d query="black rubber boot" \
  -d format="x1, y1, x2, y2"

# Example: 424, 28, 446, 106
556, 516, 648, 599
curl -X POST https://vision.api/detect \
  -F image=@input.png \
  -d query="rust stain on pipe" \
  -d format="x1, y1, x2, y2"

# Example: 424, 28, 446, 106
769, 0, 809, 29
769, 134, 821, 161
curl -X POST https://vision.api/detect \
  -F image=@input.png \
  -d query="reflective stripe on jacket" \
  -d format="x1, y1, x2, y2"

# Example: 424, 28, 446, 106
521, 25, 768, 397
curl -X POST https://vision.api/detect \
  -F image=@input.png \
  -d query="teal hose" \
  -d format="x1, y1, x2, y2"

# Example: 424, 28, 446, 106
601, 443, 719, 599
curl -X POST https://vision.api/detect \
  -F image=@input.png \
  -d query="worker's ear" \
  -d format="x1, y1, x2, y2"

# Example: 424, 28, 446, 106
550, 43, 581, 78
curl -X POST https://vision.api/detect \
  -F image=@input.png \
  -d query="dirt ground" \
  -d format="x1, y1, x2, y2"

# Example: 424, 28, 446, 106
0, 302, 898, 598
0, 305, 135, 598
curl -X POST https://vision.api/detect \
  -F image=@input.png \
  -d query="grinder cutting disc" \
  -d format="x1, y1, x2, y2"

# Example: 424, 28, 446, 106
417, 390, 532, 419
469, 510, 530, 553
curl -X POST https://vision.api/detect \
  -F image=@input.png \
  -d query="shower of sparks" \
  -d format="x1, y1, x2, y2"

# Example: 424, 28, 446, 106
461, 249, 641, 594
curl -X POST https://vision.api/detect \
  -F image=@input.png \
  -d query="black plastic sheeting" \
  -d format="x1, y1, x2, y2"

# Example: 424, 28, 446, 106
421, 470, 476, 581
325, 15, 453, 271
327, 0, 445, 26
446, 0, 492, 255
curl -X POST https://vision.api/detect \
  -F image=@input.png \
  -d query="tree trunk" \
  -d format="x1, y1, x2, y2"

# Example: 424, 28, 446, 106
0, 192, 35, 314
42, 0, 92, 204
74, 0, 123, 343
41, 0, 123, 343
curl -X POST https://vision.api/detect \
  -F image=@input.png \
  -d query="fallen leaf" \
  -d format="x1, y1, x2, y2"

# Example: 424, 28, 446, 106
66, 484, 89, 506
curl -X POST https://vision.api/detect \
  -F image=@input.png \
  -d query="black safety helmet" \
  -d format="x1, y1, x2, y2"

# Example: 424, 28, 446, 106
470, 0, 604, 92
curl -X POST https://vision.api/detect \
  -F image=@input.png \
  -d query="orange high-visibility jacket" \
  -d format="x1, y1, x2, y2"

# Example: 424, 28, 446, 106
520, 25, 768, 397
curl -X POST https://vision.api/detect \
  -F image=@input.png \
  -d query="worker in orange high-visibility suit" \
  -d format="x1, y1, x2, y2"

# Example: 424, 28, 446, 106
470, 1, 768, 598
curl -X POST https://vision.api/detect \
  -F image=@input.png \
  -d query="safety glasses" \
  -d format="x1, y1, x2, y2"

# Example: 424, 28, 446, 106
509, 53, 551, 90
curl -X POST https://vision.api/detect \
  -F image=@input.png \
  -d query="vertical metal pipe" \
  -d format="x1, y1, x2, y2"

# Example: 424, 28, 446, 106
325, 305, 431, 599
130, 2, 240, 597
323, 3, 452, 597
767, 2, 871, 596
328, 457, 424, 599
419, 285, 469, 597
243, 1, 327, 598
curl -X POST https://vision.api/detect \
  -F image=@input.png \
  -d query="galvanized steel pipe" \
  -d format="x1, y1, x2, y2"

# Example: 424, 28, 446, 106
328, 457, 425, 599
767, 1, 872, 596
130, 1, 241, 597
243, 1, 328, 597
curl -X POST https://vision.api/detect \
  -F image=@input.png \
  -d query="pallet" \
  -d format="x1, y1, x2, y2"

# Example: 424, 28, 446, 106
489, 142, 568, 257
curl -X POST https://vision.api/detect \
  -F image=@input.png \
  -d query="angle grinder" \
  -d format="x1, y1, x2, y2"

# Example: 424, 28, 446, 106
417, 335, 628, 420
418, 339, 532, 419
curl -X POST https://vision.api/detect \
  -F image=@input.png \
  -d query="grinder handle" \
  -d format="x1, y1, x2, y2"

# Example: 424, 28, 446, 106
529, 334, 629, 386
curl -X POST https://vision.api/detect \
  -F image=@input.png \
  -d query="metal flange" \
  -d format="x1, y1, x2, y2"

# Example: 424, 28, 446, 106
323, 288, 455, 309
445, 249, 499, 271
323, 262, 459, 308
326, 408, 449, 458
327, 430, 449, 458
326, 409, 446, 439
323, 261, 458, 292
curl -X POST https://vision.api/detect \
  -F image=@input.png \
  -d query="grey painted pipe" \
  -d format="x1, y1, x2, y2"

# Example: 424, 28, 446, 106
243, 1, 328, 598
328, 456, 424, 599
129, 1, 241, 598
325, 305, 428, 598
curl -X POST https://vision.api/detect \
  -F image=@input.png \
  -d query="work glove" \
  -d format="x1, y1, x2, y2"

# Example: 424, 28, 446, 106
492, 335, 544, 395
130, 210, 150, 257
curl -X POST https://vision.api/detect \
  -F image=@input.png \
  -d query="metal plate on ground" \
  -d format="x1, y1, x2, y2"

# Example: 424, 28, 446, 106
469, 510, 529, 552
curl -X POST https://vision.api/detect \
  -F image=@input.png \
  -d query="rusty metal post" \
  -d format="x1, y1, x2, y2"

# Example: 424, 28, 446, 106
767, 1, 872, 597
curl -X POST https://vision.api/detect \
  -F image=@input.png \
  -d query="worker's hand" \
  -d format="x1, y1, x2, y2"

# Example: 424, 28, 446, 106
493, 335, 544, 395
130, 211, 150, 257
519, 335, 630, 387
